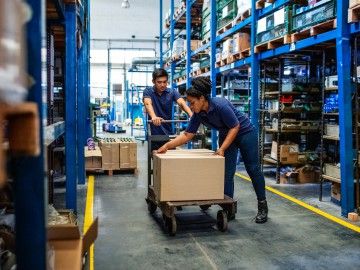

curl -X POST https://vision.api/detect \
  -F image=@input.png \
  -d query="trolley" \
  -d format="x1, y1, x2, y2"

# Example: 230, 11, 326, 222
145, 120, 237, 236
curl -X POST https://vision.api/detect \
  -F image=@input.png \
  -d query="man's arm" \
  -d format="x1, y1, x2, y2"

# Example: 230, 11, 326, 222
156, 132, 195, 153
143, 97, 162, 126
176, 98, 193, 117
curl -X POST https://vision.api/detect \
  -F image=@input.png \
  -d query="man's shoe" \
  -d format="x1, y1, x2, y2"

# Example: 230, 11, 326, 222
255, 200, 268, 224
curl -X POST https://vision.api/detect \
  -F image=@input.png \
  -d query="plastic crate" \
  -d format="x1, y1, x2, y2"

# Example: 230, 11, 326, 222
256, 6, 292, 45
217, 0, 237, 29
217, 0, 235, 11
292, 0, 336, 32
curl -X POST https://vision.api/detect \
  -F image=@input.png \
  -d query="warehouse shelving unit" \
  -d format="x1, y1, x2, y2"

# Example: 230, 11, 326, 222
160, 0, 357, 216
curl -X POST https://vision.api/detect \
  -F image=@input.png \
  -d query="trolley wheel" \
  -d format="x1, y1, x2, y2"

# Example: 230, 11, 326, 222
147, 200, 157, 214
216, 210, 228, 232
166, 216, 177, 236
200, 204, 211, 211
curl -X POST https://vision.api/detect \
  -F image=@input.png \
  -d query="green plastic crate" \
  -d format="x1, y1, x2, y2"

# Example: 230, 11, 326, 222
217, 0, 235, 11
256, 6, 292, 45
217, 0, 237, 29
292, 0, 336, 32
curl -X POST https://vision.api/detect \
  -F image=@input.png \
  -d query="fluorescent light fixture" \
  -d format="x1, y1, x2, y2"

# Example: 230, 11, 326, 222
121, 0, 130, 8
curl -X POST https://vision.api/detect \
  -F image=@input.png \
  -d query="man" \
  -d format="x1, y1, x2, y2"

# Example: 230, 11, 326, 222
143, 68, 193, 150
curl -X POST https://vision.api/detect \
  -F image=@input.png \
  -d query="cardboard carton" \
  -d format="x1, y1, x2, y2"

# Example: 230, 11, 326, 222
153, 151, 224, 201
296, 166, 319, 183
233, 32, 250, 53
99, 141, 120, 170
119, 141, 137, 169
48, 218, 98, 270
84, 147, 102, 169
270, 141, 299, 164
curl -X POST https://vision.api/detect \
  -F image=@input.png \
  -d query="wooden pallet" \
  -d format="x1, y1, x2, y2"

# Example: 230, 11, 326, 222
217, 21, 233, 35
201, 36, 210, 45
86, 168, 138, 176
240, 48, 251, 58
0, 102, 40, 185
348, 5, 360, 23
255, 35, 291, 53
291, 19, 337, 43
171, 54, 180, 61
232, 8, 251, 26
256, 0, 275, 9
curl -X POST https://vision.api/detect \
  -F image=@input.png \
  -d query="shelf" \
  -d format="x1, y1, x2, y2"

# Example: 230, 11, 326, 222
191, 43, 210, 57
265, 128, 319, 133
44, 121, 65, 146
264, 91, 320, 96
263, 156, 277, 164
323, 112, 339, 116
47, 0, 65, 21
322, 174, 341, 183
267, 109, 320, 114
323, 135, 340, 141
216, 17, 251, 43
217, 56, 252, 73
325, 87, 338, 91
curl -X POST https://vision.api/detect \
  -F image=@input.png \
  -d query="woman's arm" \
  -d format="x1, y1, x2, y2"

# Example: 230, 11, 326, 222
157, 132, 195, 153
215, 124, 240, 156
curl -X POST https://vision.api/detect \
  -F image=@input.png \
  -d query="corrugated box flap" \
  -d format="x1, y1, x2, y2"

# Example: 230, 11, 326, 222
82, 218, 98, 256
48, 225, 81, 241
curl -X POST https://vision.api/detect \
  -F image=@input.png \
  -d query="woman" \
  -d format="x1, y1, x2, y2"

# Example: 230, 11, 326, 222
157, 77, 268, 223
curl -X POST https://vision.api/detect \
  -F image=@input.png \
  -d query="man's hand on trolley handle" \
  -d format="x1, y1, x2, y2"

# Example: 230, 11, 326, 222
151, 116, 163, 126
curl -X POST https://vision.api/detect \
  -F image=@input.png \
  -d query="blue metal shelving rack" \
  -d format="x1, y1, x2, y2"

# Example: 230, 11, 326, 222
160, 0, 355, 216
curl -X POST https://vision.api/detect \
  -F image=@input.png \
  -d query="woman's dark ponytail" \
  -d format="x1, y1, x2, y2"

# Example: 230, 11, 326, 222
186, 76, 212, 99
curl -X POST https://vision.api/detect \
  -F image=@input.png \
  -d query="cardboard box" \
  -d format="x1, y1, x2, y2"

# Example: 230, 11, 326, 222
99, 142, 120, 170
350, 0, 360, 8
153, 151, 224, 201
331, 182, 341, 202
48, 218, 98, 270
84, 147, 102, 169
119, 141, 137, 169
325, 124, 339, 138
296, 166, 319, 183
233, 32, 250, 53
324, 163, 340, 179
280, 172, 298, 184
270, 141, 299, 164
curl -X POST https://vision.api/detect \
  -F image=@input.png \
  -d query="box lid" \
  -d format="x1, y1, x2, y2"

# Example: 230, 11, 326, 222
84, 147, 102, 158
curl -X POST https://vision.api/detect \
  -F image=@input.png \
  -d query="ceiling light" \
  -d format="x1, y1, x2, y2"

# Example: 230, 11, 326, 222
121, 0, 130, 8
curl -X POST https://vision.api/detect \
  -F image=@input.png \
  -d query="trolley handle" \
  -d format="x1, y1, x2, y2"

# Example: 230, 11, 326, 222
147, 119, 189, 123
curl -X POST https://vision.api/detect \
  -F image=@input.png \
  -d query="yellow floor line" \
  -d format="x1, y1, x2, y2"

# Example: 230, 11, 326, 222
84, 175, 95, 270
235, 172, 360, 233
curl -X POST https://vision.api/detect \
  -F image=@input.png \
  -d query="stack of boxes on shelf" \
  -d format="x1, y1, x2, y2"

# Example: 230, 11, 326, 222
255, 0, 336, 53
260, 58, 322, 185
85, 137, 137, 172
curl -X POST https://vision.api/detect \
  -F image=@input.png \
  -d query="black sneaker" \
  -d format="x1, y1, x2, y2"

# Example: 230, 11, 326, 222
176, 206, 183, 211
255, 200, 268, 224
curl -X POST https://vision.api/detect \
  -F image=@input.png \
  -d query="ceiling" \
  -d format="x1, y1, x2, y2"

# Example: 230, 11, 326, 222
90, 0, 170, 41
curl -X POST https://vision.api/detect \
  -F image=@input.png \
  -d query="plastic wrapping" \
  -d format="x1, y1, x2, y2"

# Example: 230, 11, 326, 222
0, 0, 32, 104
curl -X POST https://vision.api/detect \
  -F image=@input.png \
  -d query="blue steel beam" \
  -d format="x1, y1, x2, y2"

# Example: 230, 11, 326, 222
337, 0, 354, 216
160, 0, 163, 67
107, 48, 111, 122
191, 43, 210, 56
216, 17, 251, 42
217, 56, 252, 73
251, 0, 260, 126
210, 0, 217, 150
350, 22, 360, 34
86, 0, 92, 139
65, 3, 78, 211
14, 0, 46, 269
186, 0, 192, 89
77, 28, 86, 185
170, 0, 176, 91
259, 29, 337, 60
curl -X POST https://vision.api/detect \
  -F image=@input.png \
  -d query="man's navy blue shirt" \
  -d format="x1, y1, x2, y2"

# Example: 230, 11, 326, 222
143, 86, 181, 135
185, 97, 254, 138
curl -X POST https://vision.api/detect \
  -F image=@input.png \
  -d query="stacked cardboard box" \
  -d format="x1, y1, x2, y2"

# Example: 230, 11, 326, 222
153, 149, 224, 202
84, 146, 102, 170
270, 141, 299, 164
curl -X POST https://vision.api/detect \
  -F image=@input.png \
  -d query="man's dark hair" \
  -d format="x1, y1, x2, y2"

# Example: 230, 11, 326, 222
186, 76, 211, 100
152, 68, 169, 81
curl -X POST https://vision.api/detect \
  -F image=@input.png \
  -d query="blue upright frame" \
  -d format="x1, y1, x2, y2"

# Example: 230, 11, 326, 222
160, 0, 357, 216
65, 3, 78, 211
15, 0, 46, 268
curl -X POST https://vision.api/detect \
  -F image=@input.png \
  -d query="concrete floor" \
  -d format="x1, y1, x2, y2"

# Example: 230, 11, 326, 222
54, 130, 360, 270
93, 141, 360, 269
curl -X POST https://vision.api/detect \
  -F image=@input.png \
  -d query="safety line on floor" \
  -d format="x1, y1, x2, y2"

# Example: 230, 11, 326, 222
84, 175, 95, 270
235, 172, 360, 233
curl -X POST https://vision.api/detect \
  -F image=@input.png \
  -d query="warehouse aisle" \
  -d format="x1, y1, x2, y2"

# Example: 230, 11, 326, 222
87, 142, 359, 270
